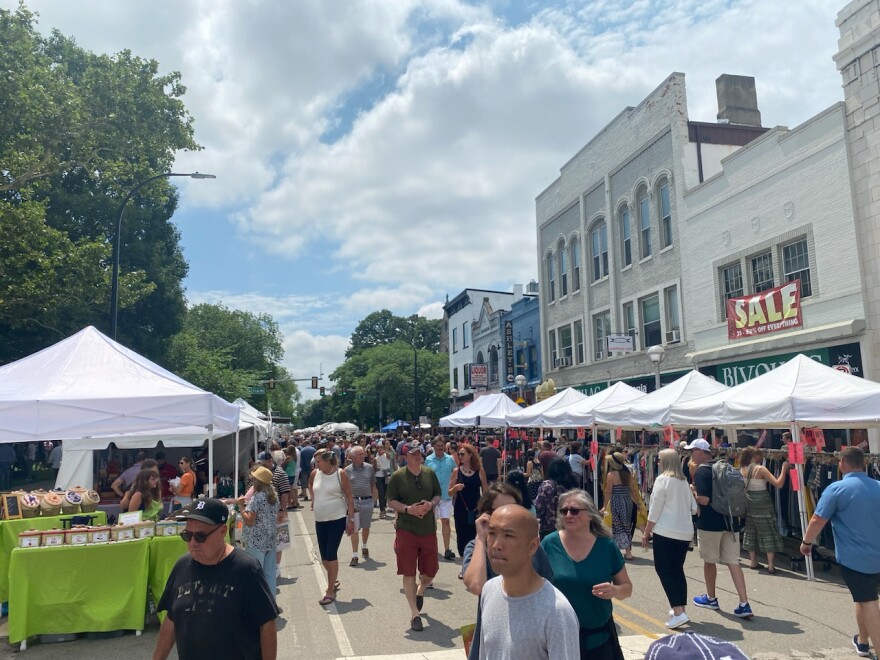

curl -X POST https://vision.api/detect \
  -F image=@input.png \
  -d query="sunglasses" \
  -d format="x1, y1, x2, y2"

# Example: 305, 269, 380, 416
560, 507, 586, 516
180, 524, 223, 543
413, 473, 422, 491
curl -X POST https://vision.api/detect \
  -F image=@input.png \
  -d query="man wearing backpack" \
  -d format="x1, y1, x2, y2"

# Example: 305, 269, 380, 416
686, 438, 754, 618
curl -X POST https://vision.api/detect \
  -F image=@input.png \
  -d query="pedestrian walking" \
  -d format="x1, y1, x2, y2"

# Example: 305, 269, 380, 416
739, 446, 788, 573
425, 436, 457, 560
535, 457, 578, 539
373, 442, 393, 519
450, 444, 488, 564
603, 451, 637, 561
344, 446, 377, 566
800, 446, 880, 659
237, 466, 280, 603
257, 451, 290, 579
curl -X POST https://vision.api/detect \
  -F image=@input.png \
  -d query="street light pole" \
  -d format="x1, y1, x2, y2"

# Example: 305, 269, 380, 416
109, 171, 216, 340
646, 344, 666, 391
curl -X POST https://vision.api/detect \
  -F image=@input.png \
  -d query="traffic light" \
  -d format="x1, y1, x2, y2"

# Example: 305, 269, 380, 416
311, 376, 318, 389
319, 386, 325, 397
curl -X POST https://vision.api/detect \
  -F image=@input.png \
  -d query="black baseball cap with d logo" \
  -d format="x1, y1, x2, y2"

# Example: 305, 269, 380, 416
176, 497, 229, 525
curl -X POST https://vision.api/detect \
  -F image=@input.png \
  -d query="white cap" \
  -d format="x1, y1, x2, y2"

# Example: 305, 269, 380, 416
684, 438, 711, 452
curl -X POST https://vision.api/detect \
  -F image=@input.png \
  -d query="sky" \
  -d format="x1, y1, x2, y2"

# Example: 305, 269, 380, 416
7, 0, 847, 400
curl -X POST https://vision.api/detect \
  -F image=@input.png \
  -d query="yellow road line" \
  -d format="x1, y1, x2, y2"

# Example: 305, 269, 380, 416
613, 612, 661, 639
613, 599, 670, 630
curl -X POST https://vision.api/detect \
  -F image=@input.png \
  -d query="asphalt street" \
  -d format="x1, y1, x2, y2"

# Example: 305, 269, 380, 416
0, 503, 866, 659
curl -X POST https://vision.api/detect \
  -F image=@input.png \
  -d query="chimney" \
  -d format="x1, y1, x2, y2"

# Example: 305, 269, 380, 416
513, 284, 523, 301
527, 280, 539, 295
715, 74, 762, 127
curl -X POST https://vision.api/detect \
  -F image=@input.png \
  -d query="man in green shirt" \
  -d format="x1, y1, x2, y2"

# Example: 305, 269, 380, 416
386, 441, 442, 632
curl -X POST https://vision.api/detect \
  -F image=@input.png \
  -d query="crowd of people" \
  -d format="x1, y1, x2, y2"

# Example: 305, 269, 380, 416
141, 428, 880, 660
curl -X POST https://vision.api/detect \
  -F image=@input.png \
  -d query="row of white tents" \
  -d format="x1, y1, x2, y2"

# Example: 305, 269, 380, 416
0, 326, 272, 497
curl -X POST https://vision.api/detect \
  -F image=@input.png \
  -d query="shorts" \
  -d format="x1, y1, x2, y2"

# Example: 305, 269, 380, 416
315, 517, 347, 562
353, 498, 373, 529
841, 565, 880, 603
434, 499, 453, 520
697, 529, 740, 565
394, 529, 439, 578
299, 470, 310, 489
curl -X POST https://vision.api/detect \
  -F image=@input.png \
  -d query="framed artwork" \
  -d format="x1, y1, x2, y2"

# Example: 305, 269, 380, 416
2, 494, 22, 520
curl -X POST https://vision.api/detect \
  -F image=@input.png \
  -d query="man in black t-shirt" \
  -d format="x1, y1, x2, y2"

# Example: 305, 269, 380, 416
479, 442, 501, 482
153, 498, 278, 660
686, 439, 753, 619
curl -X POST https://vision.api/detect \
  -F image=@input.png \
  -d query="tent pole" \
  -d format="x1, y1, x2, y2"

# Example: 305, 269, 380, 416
791, 423, 815, 581
592, 425, 599, 504
208, 424, 215, 498
234, 429, 240, 499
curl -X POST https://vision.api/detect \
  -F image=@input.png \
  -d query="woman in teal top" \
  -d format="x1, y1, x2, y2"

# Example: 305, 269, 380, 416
541, 489, 632, 660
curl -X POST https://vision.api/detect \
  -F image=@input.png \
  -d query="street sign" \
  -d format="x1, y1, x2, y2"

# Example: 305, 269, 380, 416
248, 386, 265, 395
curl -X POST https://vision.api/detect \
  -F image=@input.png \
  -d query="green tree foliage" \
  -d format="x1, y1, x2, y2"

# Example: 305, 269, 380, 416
346, 310, 441, 358
0, 4, 199, 363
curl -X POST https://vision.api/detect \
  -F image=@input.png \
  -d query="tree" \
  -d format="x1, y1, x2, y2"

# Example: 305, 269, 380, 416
0, 4, 199, 363
346, 310, 441, 358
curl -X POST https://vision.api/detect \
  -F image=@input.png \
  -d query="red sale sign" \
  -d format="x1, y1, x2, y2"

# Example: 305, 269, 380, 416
726, 281, 802, 340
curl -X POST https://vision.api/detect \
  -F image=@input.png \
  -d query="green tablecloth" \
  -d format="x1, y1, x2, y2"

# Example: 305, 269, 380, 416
149, 534, 187, 621
8, 538, 150, 644
0, 512, 108, 602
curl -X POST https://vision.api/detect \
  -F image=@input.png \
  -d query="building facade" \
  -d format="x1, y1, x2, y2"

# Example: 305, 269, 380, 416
499, 283, 542, 403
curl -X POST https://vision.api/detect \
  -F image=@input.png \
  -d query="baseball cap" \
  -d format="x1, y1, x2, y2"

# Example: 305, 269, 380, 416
176, 498, 229, 525
405, 441, 424, 454
645, 632, 749, 660
257, 451, 273, 461
684, 438, 711, 452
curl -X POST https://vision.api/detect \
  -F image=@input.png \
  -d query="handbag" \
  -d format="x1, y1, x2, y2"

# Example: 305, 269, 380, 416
603, 508, 612, 528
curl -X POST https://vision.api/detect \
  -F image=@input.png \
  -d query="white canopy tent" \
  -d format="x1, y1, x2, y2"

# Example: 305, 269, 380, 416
505, 387, 588, 427
593, 371, 730, 429
0, 326, 240, 496
440, 393, 522, 428
541, 382, 646, 428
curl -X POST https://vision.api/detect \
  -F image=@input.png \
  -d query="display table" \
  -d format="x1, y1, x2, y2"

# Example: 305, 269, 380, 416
148, 534, 187, 621
0, 512, 108, 602
8, 538, 149, 648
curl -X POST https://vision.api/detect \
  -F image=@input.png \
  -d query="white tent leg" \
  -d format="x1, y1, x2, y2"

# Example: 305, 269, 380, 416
234, 429, 240, 499
792, 424, 814, 581
208, 424, 215, 498
592, 425, 599, 504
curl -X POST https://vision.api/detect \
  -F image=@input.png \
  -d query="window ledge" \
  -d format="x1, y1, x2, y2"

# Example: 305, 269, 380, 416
590, 276, 609, 287
638, 255, 653, 265
621, 264, 633, 273
660, 245, 674, 255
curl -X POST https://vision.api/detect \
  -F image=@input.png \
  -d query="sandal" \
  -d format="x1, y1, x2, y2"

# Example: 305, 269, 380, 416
749, 564, 762, 570
334, 581, 341, 592
767, 568, 777, 575
319, 594, 335, 606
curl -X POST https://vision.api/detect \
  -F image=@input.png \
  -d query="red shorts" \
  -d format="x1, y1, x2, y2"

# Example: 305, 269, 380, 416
394, 529, 439, 578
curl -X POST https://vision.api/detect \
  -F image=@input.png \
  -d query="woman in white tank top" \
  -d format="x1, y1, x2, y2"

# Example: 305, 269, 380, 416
309, 448, 354, 604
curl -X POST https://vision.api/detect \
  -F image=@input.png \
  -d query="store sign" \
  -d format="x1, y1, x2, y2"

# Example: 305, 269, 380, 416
470, 363, 488, 388
573, 381, 609, 396
703, 342, 863, 386
726, 281, 802, 340
607, 335, 634, 353
504, 321, 515, 382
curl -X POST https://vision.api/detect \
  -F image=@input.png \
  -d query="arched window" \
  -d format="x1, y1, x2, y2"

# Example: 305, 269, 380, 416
619, 206, 632, 268
546, 253, 556, 302
558, 240, 568, 296
590, 222, 608, 282
488, 346, 499, 383
571, 238, 581, 292
637, 186, 651, 259
476, 350, 485, 365
657, 178, 672, 249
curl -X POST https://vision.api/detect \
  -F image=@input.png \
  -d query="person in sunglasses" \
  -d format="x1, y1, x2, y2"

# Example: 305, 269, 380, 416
153, 498, 278, 660
541, 489, 632, 660
386, 441, 442, 632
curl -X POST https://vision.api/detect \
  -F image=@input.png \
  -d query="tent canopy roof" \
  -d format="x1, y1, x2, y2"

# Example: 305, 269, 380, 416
541, 382, 646, 427
440, 393, 521, 428
506, 387, 587, 427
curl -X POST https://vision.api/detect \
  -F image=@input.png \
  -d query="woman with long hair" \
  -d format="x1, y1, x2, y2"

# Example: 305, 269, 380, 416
309, 448, 355, 606
127, 468, 163, 522
505, 469, 534, 513
740, 446, 789, 574
535, 457, 579, 539
171, 456, 196, 510
449, 444, 488, 560
603, 451, 636, 560
641, 449, 699, 629
542, 489, 632, 659
237, 466, 280, 600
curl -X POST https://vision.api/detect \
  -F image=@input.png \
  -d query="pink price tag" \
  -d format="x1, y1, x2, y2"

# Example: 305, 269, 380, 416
788, 442, 805, 464
577, 427, 586, 440
790, 470, 800, 492
616, 427, 623, 440
590, 440, 599, 455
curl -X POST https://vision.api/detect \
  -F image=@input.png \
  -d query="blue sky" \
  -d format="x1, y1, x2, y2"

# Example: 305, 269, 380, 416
8, 0, 845, 399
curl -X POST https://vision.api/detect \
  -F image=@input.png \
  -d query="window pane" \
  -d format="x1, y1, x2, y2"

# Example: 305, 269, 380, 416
574, 320, 585, 363
547, 254, 555, 301
641, 294, 661, 349
559, 326, 573, 358
560, 245, 568, 296
751, 252, 774, 293
463, 363, 470, 389
593, 312, 611, 360
623, 302, 636, 339
639, 193, 651, 259
783, 240, 812, 298
621, 209, 632, 267
453, 327, 458, 352
572, 241, 581, 292
549, 330, 558, 366
664, 286, 680, 331
659, 183, 672, 249
453, 367, 459, 390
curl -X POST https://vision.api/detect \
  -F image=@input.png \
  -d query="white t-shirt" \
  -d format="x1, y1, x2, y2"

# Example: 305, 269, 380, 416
647, 474, 698, 541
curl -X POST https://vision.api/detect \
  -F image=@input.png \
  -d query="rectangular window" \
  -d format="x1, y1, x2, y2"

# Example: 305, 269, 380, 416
782, 239, 812, 298
664, 285, 680, 332
572, 241, 581, 292
623, 302, 636, 348
640, 294, 661, 349
593, 312, 611, 360
560, 246, 568, 296
639, 193, 652, 259
751, 252, 774, 293
549, 330, 558, 368
453, 367, 459, 391
516, 349, 525, 374
559, 325, 573, 361
547, 255, 556, 302
462, 322, 468, 348
620, 209, 632, 268
721, 262, 743, 317
463, 363, 471, 389
591, 224, 608, 281
574, 320, 585, 364
452, 327, 458, 353
659, 183, 672, 249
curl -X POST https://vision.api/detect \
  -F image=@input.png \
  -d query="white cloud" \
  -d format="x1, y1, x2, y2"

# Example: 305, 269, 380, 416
282, 330, 350, 401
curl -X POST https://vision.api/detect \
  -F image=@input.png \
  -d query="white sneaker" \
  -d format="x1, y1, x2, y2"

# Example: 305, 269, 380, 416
276, 566, 282, 579
665, 612, 690, 629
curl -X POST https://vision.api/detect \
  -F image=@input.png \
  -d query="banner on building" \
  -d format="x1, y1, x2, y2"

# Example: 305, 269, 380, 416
607, 334, 634, 353
470, 363, 488, 388
726, 281, 802, 340
504, 321, 515, 382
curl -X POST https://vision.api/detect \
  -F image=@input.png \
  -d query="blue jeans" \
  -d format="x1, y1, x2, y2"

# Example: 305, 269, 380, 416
246, 546, 277, 601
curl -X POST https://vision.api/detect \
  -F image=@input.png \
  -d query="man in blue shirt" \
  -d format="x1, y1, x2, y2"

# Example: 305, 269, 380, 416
426, 436, 457, 560
802, 446, 880, 658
